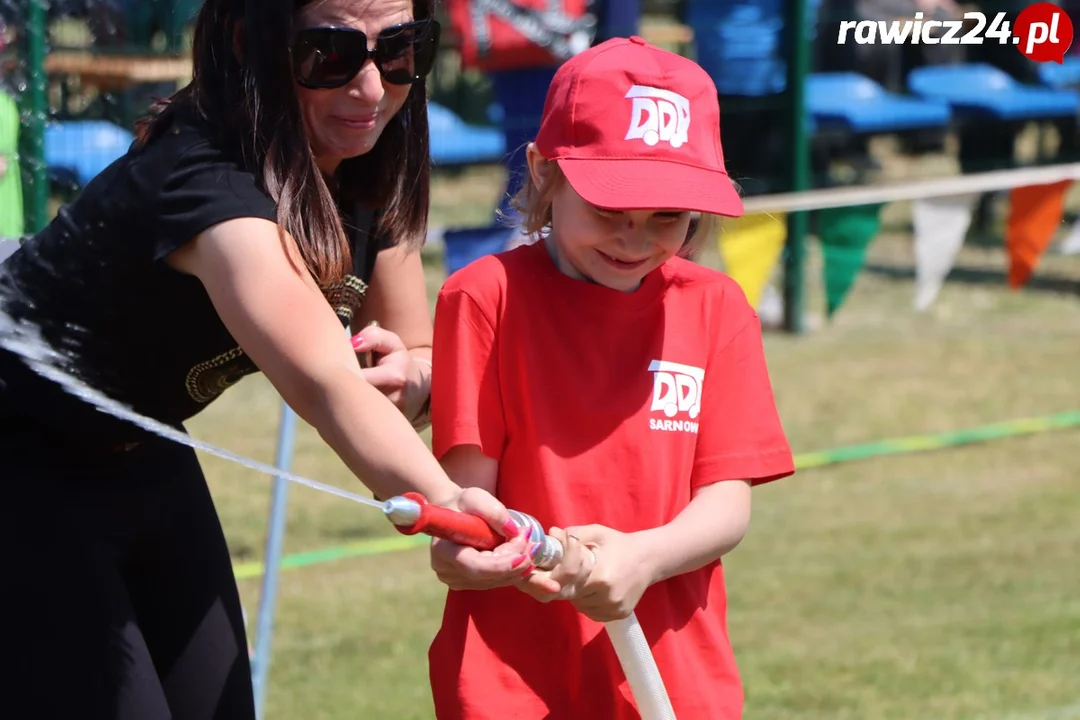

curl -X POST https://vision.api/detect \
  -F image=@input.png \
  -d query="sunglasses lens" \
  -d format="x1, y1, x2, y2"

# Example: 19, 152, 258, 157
294, 29, 367, 88
293, 21, 440, 89
376, 20, 440, 85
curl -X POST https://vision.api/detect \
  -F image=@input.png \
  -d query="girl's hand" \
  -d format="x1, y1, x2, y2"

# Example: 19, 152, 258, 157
428, 487, 533, 591
515, 527, 594, 602
563, 524, 657, 623
350, 325, 428, 421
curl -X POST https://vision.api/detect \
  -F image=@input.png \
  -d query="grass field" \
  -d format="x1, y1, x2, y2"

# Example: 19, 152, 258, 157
22, 13, 1079, 719
181, 167, 1080, 720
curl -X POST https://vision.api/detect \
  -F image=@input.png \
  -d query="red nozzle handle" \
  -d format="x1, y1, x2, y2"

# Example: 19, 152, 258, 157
393, 492, 503, 550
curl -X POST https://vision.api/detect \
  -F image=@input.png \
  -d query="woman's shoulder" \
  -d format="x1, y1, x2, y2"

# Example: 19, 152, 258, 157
134, 104, 258, 181
133, 105, 278, 236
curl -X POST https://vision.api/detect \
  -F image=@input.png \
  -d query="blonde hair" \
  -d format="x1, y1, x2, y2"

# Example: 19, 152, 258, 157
506, 158, 724, 260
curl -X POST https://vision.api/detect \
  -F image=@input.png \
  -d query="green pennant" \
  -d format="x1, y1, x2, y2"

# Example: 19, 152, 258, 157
0, 92, 23, 239
816, 204, 883, 317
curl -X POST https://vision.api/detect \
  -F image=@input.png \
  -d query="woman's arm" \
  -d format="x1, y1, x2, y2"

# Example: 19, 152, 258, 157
351, 242, 433, 427
167, 217, 458, 505
355, 241, 432, 358
429, 445, 562, 593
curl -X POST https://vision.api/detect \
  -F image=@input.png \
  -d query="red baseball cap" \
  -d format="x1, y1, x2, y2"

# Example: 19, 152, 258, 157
534, 36, 743, 218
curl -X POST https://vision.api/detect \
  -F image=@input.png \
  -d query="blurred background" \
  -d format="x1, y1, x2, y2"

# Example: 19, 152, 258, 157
1, 1, 1078, 718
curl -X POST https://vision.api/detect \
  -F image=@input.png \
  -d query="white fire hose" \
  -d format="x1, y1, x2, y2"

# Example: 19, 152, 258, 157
383, 498, 678, 719
543, 536, 677, 720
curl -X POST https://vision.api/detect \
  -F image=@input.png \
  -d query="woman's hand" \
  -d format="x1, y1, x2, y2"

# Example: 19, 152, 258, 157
429, 487, 537, 591
350, 324, 428, 422
562, 525, 657, 623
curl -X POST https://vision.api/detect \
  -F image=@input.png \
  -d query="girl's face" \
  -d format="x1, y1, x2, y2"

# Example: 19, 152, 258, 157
528, 147, 692, 293
294, 0, 415, 176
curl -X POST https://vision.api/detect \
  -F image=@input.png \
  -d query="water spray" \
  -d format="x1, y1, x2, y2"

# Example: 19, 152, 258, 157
0, 314, 675, 718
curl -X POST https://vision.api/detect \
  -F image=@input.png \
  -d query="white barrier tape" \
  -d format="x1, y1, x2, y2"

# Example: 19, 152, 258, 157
741, 163, 1080, 215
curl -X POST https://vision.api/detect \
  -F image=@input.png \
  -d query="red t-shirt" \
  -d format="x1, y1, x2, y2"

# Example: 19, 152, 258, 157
429, 241, 794, 719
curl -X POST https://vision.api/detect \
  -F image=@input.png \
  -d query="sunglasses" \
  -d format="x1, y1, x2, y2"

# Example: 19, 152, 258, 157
292, 19, 441, 90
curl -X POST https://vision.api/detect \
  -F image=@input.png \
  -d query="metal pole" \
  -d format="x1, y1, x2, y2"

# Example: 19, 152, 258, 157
18, 0, 49, 234
783, 0, 812, 334
251, 401, 298, 720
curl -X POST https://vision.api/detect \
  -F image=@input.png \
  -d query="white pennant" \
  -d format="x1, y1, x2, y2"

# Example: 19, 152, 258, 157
912, 193, 979, 312
1058, 217, 1080, 256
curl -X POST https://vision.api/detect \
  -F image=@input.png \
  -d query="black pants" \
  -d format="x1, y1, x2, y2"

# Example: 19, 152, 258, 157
1, 435, 254, 719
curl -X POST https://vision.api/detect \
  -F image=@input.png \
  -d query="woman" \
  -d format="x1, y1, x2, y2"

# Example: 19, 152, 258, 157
0, 0, 525, 717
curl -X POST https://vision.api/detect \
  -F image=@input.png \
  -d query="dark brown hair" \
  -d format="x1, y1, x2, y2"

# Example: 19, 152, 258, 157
135, 0, 433, 286
509, 158, 721, 259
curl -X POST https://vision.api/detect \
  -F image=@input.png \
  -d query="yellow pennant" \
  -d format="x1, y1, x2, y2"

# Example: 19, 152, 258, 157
717, 212, 787, 309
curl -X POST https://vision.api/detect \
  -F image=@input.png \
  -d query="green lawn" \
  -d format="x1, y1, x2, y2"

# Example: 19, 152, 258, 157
28, 16, 1080, 719
186, 169, 1080, 719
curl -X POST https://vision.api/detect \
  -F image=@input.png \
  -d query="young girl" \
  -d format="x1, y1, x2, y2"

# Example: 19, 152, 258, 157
427, 36, 795, 719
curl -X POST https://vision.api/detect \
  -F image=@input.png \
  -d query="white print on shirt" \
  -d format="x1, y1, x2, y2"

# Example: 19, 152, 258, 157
648, 359, 704, 434
624, 85, 691, 149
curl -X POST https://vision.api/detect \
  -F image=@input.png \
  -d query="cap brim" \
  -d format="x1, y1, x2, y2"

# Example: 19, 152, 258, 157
556, 158, 744, 218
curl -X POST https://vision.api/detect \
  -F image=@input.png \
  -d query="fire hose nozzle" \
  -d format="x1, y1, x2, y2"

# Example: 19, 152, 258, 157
382, 495, 422, 526
508, 509, 563, 570
383, 493, 564, 570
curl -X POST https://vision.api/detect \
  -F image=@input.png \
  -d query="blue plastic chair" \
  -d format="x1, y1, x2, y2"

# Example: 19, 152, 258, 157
1037, 56, 1080, 88
685, 0, 822, 97
908, 63, 1080, 120
427, 102, 507, 167
44, 120, 133, 187
440, 225, 519, 276
487, 66, 559, 220
807, 73, 952, 134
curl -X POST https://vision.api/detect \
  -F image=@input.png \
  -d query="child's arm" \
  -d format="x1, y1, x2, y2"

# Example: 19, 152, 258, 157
636, 478, 752, 583
566, 296, 793, 622
564, 479, 750, 623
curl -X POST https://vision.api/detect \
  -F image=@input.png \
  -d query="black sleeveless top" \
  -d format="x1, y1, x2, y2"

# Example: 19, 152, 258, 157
0, 105, 389, 450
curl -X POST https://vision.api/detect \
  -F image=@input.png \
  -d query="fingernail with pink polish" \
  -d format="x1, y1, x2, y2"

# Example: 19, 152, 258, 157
511, 554, 529, 568
520, 565, 535, 579
502, 519, 520, 539
350, 335, 365, 350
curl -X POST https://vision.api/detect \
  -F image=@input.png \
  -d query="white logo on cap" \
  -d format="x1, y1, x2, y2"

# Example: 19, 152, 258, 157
624, 85, 691, 149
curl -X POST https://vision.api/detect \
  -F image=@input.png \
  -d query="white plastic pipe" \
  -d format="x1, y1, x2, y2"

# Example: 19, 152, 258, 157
605, 613, 677, 720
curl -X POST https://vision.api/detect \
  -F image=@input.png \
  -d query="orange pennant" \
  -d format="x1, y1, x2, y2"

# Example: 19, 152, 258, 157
1005, 179, 1073, 289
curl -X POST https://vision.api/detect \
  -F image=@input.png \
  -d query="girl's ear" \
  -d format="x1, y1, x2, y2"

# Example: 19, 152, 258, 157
525, 143, 553, 192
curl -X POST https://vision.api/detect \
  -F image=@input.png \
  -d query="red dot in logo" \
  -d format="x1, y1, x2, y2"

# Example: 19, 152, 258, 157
1014, 2, 1074, 63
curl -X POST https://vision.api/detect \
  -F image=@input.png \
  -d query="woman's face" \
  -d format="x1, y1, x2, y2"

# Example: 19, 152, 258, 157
294, 0, 415, 176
